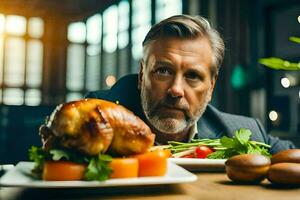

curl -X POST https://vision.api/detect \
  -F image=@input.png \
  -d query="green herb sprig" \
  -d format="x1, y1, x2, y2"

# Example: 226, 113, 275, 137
259, 36, 300, 71
84, 154, 112, 181
168, 138, 223, 154
207, 129, 271, 159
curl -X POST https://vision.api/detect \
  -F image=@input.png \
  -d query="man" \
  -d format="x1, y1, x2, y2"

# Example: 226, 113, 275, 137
86, 15, 295, 154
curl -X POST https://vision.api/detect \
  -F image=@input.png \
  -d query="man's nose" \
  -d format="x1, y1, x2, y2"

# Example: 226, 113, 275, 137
167, 77, 184, 98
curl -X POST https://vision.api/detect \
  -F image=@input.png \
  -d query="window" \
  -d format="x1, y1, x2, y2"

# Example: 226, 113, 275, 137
65, 0, 184, 98
103, 6, 118, 53
86, 14, 102, 92
67, 22, 86, 43
155, 0, 182, 23
0, 15, 44, 105
102, 5, 118, 89
118, 0, 130, 76
118, 1, 129, 49
131, 0, 151, 63
66, 15, 103, 101
66, 22, 86, 101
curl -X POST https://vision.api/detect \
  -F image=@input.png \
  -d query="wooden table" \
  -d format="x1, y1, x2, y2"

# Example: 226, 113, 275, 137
1, 172, 299, 200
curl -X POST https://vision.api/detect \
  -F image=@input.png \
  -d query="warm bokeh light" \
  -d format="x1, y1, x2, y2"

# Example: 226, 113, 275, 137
281, 77, 290, 88
269, 110, 278, 121
298, 16, 300, 23
105, 75, 116, 87
28, 17, 44, 38
0, 15, 4, 33
6, 15, 26, 35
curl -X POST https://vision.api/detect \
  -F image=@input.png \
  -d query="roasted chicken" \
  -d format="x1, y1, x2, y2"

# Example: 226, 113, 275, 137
39, 99, 155, 156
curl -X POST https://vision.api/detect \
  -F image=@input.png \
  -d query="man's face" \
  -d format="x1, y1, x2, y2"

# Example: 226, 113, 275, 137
139, 36, 217, 135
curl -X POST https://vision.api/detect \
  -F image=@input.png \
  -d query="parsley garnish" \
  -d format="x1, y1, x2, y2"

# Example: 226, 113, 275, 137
207, 129, 271, 159
84, 154, 112, 181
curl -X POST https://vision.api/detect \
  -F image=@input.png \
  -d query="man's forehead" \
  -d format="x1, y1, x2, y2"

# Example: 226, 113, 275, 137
144, 36, 210, 53
143, 36, 212, 65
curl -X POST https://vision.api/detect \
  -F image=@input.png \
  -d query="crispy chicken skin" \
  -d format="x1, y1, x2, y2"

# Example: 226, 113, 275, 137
39, 99, 155, 156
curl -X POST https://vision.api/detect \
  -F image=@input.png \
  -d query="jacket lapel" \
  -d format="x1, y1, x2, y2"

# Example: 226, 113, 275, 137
196, 105, 235, 139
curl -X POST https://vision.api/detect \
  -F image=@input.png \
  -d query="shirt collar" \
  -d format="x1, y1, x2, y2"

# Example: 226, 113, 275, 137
187, 123, 198, 142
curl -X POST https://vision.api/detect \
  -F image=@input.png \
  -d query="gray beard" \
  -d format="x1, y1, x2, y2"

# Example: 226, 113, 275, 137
140, 87, 210, 135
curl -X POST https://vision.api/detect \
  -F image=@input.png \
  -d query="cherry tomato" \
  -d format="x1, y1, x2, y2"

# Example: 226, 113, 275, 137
194, 146, 214, 158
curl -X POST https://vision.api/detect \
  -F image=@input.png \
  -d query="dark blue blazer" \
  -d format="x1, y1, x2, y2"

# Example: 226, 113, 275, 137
85, 74, 295, 154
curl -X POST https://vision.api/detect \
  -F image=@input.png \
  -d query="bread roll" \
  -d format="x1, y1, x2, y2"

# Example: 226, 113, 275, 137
268, 163, 300, 185
225, 154, 271, 182
271, 149, 300, 164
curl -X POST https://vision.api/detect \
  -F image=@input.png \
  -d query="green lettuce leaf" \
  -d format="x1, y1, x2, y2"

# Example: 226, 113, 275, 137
50, 149, 70, 161
84, 154, 112, 181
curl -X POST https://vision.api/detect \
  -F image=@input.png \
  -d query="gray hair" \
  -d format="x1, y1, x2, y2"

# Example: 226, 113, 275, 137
142, 15, 225, 76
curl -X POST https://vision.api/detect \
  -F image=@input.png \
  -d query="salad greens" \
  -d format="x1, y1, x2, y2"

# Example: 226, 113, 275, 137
28, 146, 112, 180
167, 128, 271, 159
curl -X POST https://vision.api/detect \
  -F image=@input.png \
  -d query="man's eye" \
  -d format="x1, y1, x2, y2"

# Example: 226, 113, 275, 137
155, 67, 172, 76
185, 72, 202, 81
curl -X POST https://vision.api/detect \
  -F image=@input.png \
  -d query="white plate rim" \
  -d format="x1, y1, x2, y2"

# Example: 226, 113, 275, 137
0, 161, 197, 188
168, 158, 226, 166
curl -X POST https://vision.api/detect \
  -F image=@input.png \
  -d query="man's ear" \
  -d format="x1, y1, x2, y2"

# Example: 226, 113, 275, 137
211, 73, 218, 90
208, 73, 218, 101
138, 61, 144, 90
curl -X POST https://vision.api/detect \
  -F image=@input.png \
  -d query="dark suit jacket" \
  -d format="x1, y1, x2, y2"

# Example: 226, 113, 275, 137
85, 74, 295, 154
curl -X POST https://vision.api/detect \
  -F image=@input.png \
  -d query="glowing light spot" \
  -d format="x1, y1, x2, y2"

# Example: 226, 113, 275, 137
105, 75, 116, 87
281, 77, 290, 88
269, 111, 278, 121
6, 15, 26, 35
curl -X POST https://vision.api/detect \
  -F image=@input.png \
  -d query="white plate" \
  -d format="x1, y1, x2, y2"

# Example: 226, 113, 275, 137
168, 158, 226, 171
0, 161, 197, 188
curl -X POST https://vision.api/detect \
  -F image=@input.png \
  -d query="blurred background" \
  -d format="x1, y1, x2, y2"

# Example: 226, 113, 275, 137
0, 0, 299, 163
